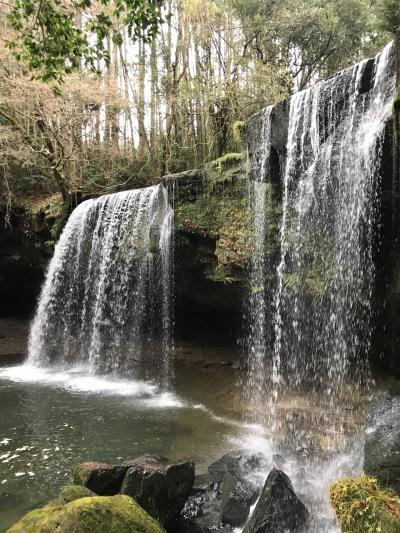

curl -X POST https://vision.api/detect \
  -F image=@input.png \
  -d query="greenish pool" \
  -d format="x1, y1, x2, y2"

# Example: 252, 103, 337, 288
0, 363, 248, 531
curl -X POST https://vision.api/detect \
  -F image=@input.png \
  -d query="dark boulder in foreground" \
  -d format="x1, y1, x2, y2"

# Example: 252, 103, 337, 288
170, 450, 266, 532
364, 383, 400, 492
73, 455, 195, 526
120, 454, 195, 526
168, 480, 232, 533
221, 471, 259, 527
243, 469, 309, 533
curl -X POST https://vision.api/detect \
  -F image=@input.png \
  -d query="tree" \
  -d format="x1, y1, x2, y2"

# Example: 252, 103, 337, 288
230, 0, 387, 90
5, 0, 164, 85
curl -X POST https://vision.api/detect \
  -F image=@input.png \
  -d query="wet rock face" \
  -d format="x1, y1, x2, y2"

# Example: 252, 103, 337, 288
208, 450, 268, 484
364, 384, 400, 492
246, 100, 289, 189
243, 469, 309, 533
221, 471, 259, 527
169, 450, 267, 533
120, 455, 195, 526
0, 206, 50, 317
73, 462, 127, 496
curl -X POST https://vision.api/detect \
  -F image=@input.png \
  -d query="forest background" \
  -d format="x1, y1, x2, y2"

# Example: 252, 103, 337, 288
0, 0, 398, 225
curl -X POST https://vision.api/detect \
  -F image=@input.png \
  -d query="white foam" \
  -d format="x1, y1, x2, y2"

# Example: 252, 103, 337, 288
0, 364, 182, 407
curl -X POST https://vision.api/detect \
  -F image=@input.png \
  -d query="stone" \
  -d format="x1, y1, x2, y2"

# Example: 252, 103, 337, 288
243, 469, 309, 533
168, 482, 231, 533
208, 450, 268, 484
120, 454, 195, 526
7, 495, 165, 533
364, 383, 400, 492
60, 484, 96, 503
221, 471, 258, 527
73, 462, 127, 496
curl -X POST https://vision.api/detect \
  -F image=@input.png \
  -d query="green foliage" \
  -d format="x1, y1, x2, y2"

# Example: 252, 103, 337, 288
211, 153, 244, 173
330, 476, 400, 533
6, 0, 164, 85
378, 0, 400, 33
230, 0, 388, 89
232, 121, 246, 146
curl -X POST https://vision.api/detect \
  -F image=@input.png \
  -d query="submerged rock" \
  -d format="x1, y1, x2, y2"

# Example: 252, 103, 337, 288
73, 461, 127, 496
243, 469, 309, 533
364, 384, 400, 492
120, 454, 195, 526
7, 495, 165, 533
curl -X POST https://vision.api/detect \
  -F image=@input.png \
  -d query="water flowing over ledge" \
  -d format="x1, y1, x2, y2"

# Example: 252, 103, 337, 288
244, 42, 396, 530
28, 183, 174, 381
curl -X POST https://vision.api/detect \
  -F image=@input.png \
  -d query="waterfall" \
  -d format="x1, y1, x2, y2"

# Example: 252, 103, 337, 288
245, 107, 274, 418
273, 42, 395, 400
28, 184, 174, 381
244, 40, 395, 531
246, 42, 395, 438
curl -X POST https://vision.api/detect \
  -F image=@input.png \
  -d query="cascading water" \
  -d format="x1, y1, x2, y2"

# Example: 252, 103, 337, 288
245, 42, 396, 529
28, 184, 174, 381
273, 41, 395, 401
245, 106, 274, 419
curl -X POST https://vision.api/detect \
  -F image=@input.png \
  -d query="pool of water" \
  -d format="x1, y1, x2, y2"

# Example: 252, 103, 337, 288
0, 360, 367, 532
0, 363, 253, 530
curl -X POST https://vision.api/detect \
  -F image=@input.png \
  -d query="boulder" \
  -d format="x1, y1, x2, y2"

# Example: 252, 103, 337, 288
120, 454, 195, 526
7, 495, 165, 533
73, 461, 127, 495
364, 384, 400, 492
221, 471, 259, 527
168, 482, 231, 533
208, 450, 268, 484
243, 469, 309, 533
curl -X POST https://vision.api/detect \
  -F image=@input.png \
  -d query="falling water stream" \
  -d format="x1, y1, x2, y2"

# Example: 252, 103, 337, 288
28, 183, 174, 381
245, 42, 396, 530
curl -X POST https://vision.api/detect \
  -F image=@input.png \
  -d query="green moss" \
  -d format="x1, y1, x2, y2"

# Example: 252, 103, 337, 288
176, 165, 283, 282
176, 176, 251, 279
283, 229, 334, 296
210, 153, 244, 174
7, 495, 165, 533
60, 484, 96, 503
330, 476, 400, 533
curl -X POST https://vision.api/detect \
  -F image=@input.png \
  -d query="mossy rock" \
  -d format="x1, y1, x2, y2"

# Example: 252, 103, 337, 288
330, 475, 400, 533
60, 484, 96, 503
7, 495, 165, 533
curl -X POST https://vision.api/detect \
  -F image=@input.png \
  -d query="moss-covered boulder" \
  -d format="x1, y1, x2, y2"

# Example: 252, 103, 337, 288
7, 495, 165, 533
60, 484, 96, 503
330, 476, 400, 533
